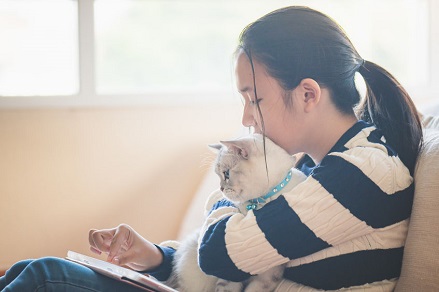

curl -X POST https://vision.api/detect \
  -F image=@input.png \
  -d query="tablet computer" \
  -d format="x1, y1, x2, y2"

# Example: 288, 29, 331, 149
66, 250, 177, 292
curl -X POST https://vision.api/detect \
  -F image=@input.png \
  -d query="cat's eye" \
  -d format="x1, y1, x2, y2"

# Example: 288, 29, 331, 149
223, 170, 230, 181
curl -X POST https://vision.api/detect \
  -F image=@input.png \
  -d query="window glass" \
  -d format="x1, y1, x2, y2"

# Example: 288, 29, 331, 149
0, 0, 78, 96
0, 0, 429, 99
95, 0, 429, 97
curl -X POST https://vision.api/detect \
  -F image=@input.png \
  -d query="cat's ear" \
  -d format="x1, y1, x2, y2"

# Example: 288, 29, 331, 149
220, 140, 250, 159
208, 143, 223, 152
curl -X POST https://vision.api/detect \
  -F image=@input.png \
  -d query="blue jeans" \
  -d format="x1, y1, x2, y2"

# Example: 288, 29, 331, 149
0, 257, 146, 291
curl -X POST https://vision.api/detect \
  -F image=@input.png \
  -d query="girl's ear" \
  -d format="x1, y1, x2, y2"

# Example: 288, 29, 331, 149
298, 78, 321, 112
219, 140, 250, 159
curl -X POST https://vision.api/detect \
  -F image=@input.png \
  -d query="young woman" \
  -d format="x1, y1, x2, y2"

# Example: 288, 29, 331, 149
1, 6, 422, 292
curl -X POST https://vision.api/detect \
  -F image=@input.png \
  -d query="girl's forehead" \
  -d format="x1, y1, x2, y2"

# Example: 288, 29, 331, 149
235, 52, 254, 93
235, 52, 273, 94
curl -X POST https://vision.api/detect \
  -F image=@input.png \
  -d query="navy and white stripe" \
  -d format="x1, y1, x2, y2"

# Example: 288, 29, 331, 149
197, 120, 414, 291
283, 248, 404, 290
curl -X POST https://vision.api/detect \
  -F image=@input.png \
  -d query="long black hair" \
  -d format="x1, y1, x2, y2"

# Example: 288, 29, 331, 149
237, 6, 423, 174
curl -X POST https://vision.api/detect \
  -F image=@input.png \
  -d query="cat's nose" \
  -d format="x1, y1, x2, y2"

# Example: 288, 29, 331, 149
220, 187, 224, 192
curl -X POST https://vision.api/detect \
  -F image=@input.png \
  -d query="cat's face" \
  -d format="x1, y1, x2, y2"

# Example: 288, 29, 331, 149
210, 134, 295, 204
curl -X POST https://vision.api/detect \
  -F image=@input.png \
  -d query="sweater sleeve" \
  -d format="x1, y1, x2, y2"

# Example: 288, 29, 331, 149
198, 189, 251, 281
147, 245, 176, 281
198, 147, 414, 280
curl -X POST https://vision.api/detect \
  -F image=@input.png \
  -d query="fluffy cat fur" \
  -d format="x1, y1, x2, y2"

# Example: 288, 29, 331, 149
169, 134, 307, 292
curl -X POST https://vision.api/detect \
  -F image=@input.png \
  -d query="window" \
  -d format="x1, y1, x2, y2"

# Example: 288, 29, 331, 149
0, 0, 437, 108
0, 0, 78, 96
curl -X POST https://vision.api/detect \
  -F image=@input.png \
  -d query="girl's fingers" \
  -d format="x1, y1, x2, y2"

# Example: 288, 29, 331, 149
108, 224, 131, 262
89, 228, 115, 254
89, 245, 102, 255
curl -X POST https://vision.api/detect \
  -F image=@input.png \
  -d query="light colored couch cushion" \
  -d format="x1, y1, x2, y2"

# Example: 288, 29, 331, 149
422, 114, 439, 130
395, 126, 439, 291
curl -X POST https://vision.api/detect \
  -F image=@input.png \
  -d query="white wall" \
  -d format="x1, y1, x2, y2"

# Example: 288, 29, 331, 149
0, 104, 241, 270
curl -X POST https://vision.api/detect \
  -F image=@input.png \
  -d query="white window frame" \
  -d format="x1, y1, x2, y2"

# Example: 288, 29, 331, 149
425, 0, 439, 105
0, 0, 438, 109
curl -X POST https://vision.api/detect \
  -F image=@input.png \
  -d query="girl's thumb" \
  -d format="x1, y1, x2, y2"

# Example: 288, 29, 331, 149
111, 249, 136, 267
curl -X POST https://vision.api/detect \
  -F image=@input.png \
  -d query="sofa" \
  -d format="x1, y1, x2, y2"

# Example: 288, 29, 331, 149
394, 115, 439, 291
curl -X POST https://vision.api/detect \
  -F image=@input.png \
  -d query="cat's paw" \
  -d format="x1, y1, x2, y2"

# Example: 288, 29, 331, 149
244, 280, 279, 292
244, 284, 277, 292
215, 279, 244, 292
243, 286, 273, 292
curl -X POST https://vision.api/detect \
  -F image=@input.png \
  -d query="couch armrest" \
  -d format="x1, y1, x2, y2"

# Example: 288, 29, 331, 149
422, 115, 439, 130
395, 129, 439, 291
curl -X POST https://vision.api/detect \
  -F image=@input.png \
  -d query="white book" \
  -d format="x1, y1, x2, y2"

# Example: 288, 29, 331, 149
66, 250, 178, 292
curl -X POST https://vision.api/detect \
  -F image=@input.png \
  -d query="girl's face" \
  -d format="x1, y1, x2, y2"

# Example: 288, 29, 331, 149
235, 51, 308, 155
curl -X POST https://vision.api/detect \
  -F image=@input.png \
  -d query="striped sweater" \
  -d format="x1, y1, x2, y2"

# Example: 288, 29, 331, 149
153, 121, 414, 291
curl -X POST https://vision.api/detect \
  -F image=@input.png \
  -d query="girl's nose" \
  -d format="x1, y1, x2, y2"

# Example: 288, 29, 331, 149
241, 105, 256, 128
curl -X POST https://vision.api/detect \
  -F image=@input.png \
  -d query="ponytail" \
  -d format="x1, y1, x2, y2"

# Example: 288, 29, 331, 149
357, 60, 423, 174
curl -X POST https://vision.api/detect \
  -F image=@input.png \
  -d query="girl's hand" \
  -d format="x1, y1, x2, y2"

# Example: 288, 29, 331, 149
88, 224, 163, 272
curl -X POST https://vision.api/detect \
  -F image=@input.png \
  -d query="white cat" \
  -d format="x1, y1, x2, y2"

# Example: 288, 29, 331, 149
170, 134, 307, 292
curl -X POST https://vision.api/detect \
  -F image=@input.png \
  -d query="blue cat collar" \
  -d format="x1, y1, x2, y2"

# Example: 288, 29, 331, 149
246, 170, 292, 211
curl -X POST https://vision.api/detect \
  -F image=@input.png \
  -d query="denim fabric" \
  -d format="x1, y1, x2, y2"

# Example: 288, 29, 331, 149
0, 257, 145, 292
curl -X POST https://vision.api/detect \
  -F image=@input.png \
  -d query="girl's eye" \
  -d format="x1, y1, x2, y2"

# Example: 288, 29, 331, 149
223, 170, 230, 180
